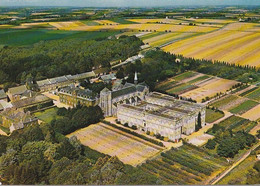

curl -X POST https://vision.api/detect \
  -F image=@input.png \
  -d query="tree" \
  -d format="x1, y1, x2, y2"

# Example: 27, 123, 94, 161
195, 112, 202, 131
205, 139, 217, 150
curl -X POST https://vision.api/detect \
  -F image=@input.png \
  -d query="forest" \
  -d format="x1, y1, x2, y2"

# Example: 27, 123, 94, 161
0, 105, 159, 185
0, 35, 143, 86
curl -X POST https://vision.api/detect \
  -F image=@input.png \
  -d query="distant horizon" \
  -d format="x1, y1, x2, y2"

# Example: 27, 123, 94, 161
1, 0, 260, 7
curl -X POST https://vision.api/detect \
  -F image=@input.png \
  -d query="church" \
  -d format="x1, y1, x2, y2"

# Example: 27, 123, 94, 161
99, 72, 149, 116
99, 72, 206, 142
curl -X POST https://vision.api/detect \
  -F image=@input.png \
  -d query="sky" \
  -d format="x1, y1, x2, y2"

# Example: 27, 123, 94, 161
0, 0, 259, 7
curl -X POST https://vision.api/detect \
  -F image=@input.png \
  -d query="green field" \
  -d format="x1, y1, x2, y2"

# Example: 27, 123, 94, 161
187, 75, 210, 84
245, 87, 260, 102
207, 115, 255, 134
140, 144, 227, 185
229, 100, 259, 115
239, 86, 259, 97
0, 29, 119, 46
110, 18, 137, 24
34, 107, 62, 123
205, 109, 225, 123
155, 71, 201, 95
173, 71, 198, 82
167, 83, 197, 94
139, 32, 165, 40
210, 95, 238, 109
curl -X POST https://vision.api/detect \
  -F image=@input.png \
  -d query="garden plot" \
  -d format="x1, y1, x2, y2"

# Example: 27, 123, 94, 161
181, 78, 238, 102
210, 95, 247, 111
67, 123, 163, 166
241, 104, 260, 121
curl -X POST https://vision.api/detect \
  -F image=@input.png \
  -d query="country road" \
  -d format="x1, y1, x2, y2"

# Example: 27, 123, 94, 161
211, 141, 260, 185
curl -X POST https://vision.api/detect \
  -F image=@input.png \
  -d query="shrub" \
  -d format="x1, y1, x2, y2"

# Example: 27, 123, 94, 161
205, 139, 217, 150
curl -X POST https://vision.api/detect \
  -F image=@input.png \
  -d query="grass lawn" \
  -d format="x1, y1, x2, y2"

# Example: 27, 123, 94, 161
0, 29, 119, 46
34, 107, 62, 123
205, 109, 225, 123
229, 100, 259, 115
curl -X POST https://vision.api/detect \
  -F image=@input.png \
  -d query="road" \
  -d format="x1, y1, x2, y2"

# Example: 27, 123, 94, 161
210, 141, 260, 185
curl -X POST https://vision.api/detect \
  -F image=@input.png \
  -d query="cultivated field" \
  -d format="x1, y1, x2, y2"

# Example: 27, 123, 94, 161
140, 144, 227, 185
217, 153, 258, 184
206, 109, 225, 123
67, 123, 163, 166
0, 29, 119, 45
208, 115, 257, 134
156, 71, 238, 102
49, 20, 218, 33
181, 78, 238, 102
242, 104, 260, 121
163, 22, 260, 67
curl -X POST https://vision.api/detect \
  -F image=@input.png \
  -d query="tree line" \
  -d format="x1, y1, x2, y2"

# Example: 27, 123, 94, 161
0, 35, 143, 87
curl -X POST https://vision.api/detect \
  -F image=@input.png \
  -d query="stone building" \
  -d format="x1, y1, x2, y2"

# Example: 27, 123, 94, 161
99, 79, 149, 116
0, 108, 38, 133
59, 85, 97, 107
117, 92, 206, 142
7, 85, 32, 102
0, 90, 7, 102
12, 94, 53, 112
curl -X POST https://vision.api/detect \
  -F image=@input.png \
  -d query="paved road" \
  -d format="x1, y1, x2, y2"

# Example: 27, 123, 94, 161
211, 141, 260, 185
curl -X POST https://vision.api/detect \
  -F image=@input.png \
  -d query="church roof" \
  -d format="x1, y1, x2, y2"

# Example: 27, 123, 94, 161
101, 87, 111, 93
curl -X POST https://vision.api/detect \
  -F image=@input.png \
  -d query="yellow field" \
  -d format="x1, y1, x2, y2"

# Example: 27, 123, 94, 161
49, 20, 217, 33
241, 104, 260, 121
143, 32, 195, 47
163, 22, 260, 67
185, 18, 236, 24
127, 18, 185, 24
67, 123, 163, 166
95, 20, 118, 25
49, 21, 86, 29
181, 78, 238, 102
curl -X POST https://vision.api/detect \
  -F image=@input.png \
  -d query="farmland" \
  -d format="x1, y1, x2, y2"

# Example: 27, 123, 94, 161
163, 22, 260, 67
140, 144, 227, 185
229, 100, 259, 115
48, 20, 218, 33
207, 115, 257, 134
0, 29, 119, 46
217, 151, 259, 184
155, 71, 238, 102
244, 87, 260, 102
205, 109, 225, 123
67, 122, 163, 166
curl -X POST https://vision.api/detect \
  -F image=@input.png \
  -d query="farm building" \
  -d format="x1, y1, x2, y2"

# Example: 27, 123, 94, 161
7, 85, 32, 102
12, 94, 54, 112
0, 90, 8, 101
0, 108, 38, 133
117, 92, 206, 142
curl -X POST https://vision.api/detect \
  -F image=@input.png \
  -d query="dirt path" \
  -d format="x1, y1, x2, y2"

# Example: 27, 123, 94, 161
211, 141, 260, 185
